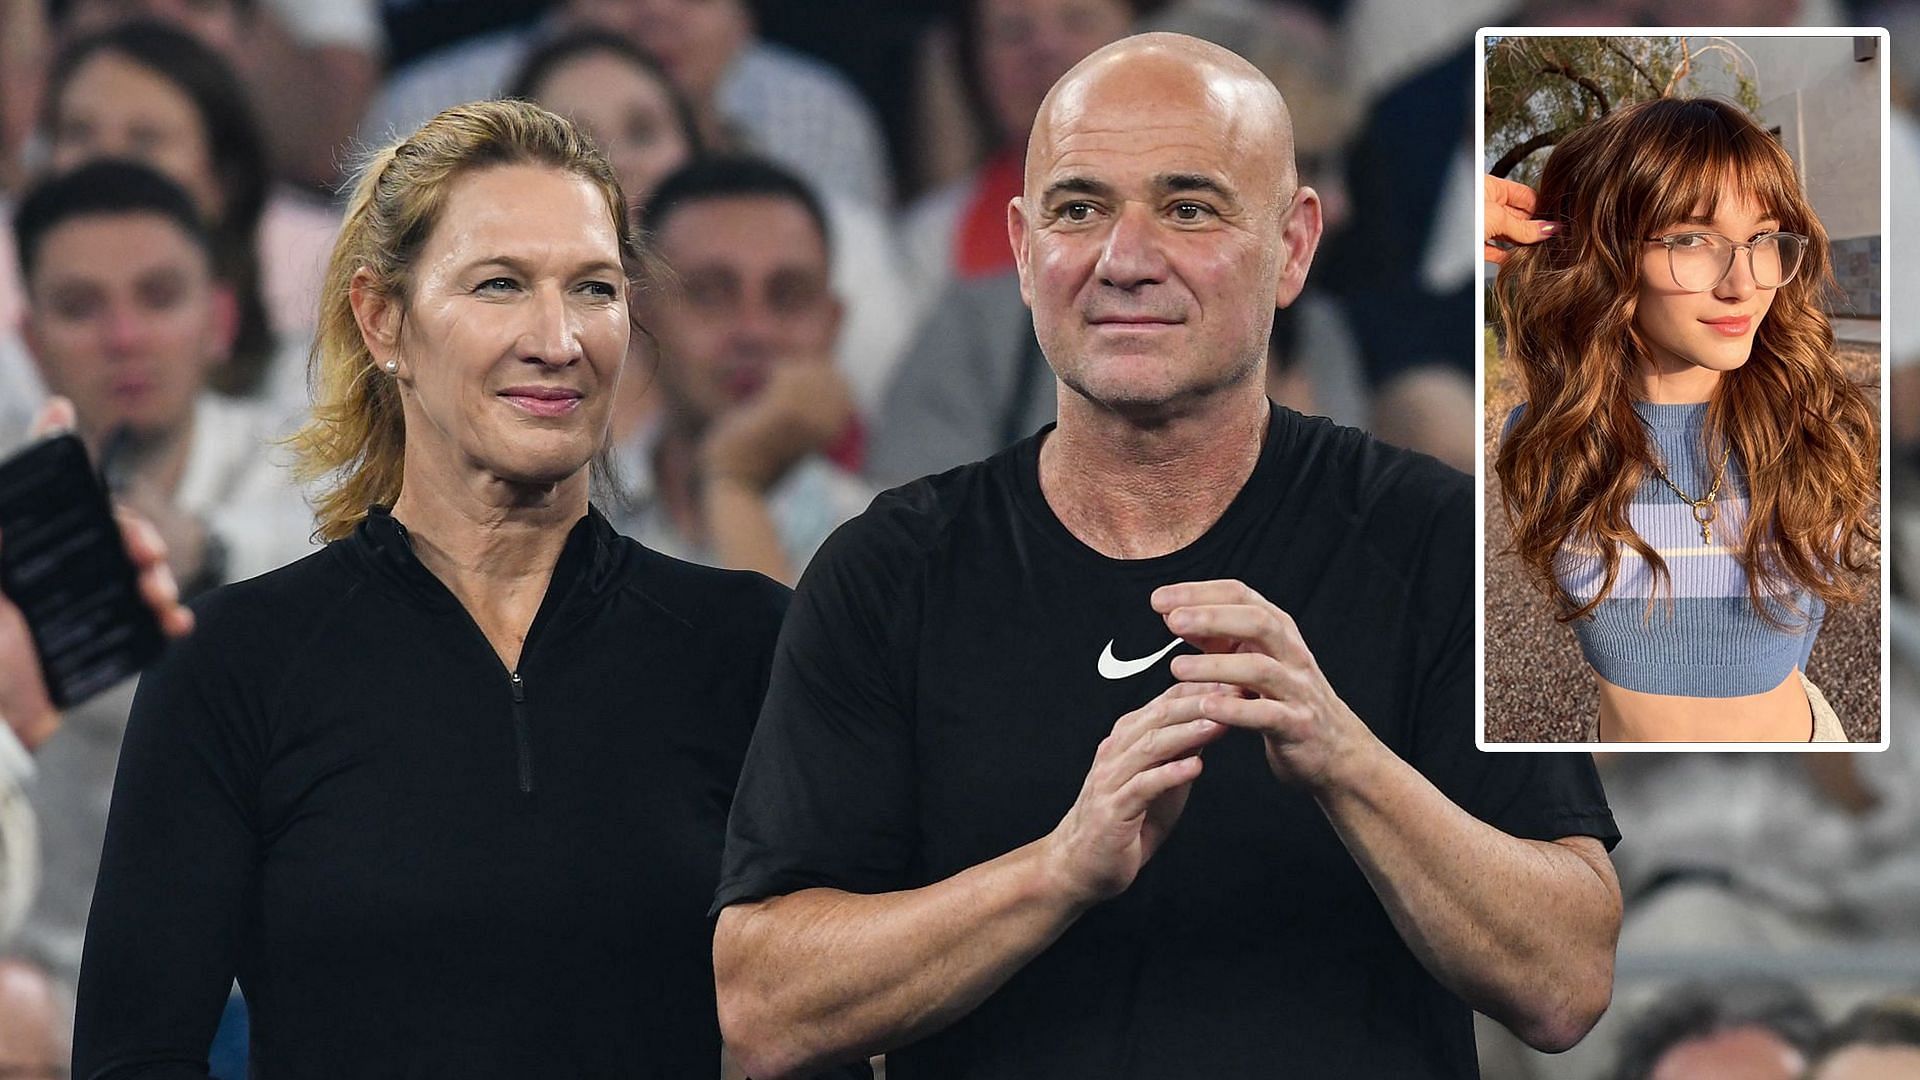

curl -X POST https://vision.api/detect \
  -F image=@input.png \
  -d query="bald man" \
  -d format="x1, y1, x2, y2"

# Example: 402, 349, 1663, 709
711, 34, 1621, 1079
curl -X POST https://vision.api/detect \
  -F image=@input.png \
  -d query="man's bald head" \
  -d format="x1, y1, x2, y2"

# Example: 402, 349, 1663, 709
1027, 32, 1298, 208
1004, 30, 1324, 419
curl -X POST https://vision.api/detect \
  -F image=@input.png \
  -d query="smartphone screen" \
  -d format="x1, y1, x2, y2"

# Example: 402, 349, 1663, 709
0, 433, 164, 708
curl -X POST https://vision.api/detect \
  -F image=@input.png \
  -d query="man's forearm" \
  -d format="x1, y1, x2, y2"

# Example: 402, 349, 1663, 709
1315, 740, 1622, 1052
713, 836, 1086, 1080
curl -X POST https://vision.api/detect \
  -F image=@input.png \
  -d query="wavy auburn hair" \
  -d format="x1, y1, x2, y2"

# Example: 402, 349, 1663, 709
1494, 97, 1877, 625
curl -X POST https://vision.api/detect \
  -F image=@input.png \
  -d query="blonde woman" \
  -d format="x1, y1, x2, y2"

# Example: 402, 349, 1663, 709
71, 100, 828, 1077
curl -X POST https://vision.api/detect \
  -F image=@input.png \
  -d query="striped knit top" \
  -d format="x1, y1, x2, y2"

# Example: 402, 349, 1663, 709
1508, 402, 1823, 697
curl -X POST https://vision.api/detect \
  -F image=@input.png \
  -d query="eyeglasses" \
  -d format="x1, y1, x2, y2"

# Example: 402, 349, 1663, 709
1646, 230, 1809, 293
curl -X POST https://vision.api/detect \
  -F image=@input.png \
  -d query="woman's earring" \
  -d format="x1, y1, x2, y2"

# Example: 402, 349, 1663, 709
384, 359, 398, 374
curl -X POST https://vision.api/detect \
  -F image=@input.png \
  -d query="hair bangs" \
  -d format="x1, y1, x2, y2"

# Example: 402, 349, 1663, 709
1642, 101, 1809, 236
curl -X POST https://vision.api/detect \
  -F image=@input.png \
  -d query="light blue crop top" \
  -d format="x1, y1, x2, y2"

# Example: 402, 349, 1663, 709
1506, 402, 1823, 697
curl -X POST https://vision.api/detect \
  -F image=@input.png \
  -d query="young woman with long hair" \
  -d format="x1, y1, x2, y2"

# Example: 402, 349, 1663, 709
1494, 96, 1878, 742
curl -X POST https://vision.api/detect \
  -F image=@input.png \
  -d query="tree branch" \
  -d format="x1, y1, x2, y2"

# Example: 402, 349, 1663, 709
1665, 37, 1692, 96
1492, 128, 1570, 179
1539, 62, 1612, 116
1601, 39, 1662, 97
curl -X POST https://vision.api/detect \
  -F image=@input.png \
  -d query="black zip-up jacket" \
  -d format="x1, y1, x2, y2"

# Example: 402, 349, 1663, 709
72, 507, 794, 1078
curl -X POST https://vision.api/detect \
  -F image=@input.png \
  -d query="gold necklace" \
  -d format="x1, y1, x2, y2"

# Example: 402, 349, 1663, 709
1649, 445, 1732, 546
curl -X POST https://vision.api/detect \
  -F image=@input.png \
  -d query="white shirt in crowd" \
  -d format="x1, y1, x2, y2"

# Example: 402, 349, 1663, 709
604, 423, 874, 579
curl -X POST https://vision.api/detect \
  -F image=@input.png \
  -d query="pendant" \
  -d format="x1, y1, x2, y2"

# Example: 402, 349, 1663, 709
1691, 499, 1715, 546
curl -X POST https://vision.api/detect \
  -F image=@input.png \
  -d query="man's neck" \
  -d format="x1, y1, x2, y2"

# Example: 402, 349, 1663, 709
648, 417, 710, 541
649, 410, 711, 544
91, 412, 196, 502
1038, 387, 1270, 560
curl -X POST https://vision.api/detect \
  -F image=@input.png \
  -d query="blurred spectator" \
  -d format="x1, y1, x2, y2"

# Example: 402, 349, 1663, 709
1318, 29, 1474, 467
1598, 743, 1920, 953
865, 271, 1045, 488
1873, 7, 1920, 123
0, 22, 334, 424
1808, 996, 1920, 1080
618, 157, 873, 585
1334, 0, 1845, 108
1324, 1, 1662, 474
509, 29, 702, 209
1638, 0, 1841, 23
379, 0, 550, 69
13, 160, 311, 612
0, 0, 50, 194
1523, 686, 1920, 1080
1336, 0, 1509, 107
44, 24, 251, 221
365, 0, 895, 209
1608, 978, 1823, 1080
5, 163, 315, 1006
620, 0, 893, 205
900, 0, 1136, 294
0, 0, 41, 437
508, 28, 919, 417
50, 0, 386, 194
754, 0, 950, 204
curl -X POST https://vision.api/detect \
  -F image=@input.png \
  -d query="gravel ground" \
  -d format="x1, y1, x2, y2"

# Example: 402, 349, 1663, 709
1482, 340, 1883, 743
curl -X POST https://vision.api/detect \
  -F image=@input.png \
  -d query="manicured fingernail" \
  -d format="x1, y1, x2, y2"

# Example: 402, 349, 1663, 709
1538, 222, 1560, 236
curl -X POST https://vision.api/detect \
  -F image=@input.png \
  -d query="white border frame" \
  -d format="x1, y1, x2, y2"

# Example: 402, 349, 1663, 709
1473, 25, 1893, 753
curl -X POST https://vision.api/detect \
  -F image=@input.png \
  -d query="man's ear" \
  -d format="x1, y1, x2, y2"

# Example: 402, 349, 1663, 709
348, 267, 403, 373
1007, 196, 1035, 309
1274, 186, 1324, 310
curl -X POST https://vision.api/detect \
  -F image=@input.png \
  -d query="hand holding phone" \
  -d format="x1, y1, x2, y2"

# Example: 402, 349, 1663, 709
0, 400, 192, 747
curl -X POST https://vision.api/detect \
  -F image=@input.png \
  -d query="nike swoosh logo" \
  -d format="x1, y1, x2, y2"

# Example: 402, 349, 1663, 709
1097, 638, 1182, 680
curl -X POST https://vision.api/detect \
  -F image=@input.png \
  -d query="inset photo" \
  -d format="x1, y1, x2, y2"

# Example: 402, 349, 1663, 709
1476, 29, 1889, 747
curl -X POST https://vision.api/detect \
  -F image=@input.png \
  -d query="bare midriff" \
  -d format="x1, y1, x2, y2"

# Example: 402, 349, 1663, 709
1596, 668, 1813, 742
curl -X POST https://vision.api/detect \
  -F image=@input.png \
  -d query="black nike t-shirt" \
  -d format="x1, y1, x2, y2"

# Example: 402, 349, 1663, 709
715, 405, 1619, 1079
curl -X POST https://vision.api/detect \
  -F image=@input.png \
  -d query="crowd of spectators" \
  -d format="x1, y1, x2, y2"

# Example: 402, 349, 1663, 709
0, 1, 1915, 1077
1605, 982, 1920, 1080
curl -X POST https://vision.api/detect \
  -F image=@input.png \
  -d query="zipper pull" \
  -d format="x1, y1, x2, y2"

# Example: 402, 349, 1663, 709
508, 671, 533, 794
